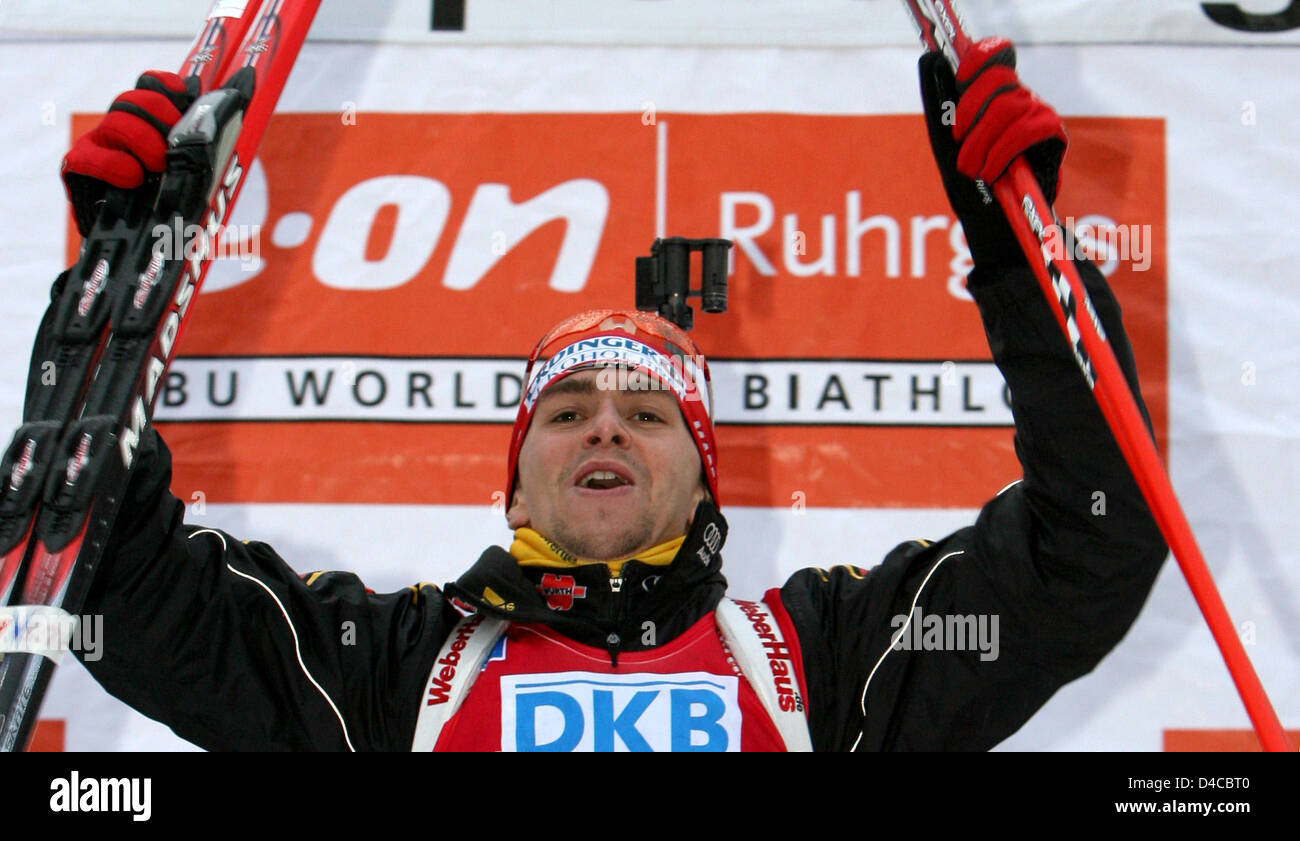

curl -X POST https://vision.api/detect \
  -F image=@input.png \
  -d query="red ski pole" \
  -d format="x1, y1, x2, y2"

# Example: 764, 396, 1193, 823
900, 0, 1291, 751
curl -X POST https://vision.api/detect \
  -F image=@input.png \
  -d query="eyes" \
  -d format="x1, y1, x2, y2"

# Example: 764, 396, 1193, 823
547, 408, 666, 425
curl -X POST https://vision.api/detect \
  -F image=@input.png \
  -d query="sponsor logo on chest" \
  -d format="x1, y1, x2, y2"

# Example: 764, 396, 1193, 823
500, 671, 741, 752
535, 573, 587, 611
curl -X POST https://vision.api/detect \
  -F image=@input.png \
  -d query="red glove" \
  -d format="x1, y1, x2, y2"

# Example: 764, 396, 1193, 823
952, 37, 1068, 196
61, 70, 198, 236
920, 38, 1069, 272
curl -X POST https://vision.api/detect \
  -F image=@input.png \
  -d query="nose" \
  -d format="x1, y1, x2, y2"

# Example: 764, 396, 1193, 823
585, 399, 630, 448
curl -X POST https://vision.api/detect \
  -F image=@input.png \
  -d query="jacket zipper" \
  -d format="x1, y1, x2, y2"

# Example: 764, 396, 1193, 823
605, 570, 627, 667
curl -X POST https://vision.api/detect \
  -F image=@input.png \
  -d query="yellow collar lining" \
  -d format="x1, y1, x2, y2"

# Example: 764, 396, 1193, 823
509, 528, 684, 577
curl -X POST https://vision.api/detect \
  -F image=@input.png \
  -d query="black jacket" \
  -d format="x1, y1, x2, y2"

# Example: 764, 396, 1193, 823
65, 259, 1167, 751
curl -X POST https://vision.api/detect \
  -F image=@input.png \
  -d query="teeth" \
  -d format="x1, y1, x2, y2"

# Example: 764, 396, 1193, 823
582, 470, 624, 488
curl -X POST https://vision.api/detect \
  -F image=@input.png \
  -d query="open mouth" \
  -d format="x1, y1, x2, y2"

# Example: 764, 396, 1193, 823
574, 465, 635, 490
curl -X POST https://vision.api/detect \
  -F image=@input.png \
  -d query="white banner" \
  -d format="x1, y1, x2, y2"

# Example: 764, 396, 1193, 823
0, 36, 1297, 751
154, 357, 1015, 425
2, 0, 1299, 45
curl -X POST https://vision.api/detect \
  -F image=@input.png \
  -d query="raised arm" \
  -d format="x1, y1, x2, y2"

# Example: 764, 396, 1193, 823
22, 73, 458, 751
779, 41, 1167, 751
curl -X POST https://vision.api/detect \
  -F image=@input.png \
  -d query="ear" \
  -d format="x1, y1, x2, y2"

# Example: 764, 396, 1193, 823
686, 478, 708, 528
506, 487, 531, 529
696, 469, 711, 506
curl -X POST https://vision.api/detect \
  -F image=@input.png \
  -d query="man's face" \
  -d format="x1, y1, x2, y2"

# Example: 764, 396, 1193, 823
507, 368, 706, 561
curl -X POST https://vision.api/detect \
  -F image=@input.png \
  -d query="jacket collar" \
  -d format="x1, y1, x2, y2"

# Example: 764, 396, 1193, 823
443, 500, 729, 653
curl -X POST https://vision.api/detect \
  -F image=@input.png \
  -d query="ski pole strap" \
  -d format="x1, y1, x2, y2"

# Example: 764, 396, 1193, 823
714, 597, 813, 752
410, 613, 510, 752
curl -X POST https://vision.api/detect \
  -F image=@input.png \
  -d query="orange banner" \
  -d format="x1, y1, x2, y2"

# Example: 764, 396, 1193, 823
72, 112, 1166, 508
1164, 729, 1300, 752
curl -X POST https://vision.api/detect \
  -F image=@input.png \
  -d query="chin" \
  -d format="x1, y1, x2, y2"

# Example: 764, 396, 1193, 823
556, 517, 654, 562
585, 532, 649, 561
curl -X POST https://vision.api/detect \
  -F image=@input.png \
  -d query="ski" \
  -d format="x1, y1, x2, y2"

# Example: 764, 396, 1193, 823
0, 0, 320, 752
0, 0, 262, 625
898, 0, 1289, 752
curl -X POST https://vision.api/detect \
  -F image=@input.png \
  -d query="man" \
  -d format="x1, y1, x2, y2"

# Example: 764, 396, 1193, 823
47, 39, 1166, 750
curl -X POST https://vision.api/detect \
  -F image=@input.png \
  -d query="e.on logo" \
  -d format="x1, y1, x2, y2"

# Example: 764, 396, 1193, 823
67, 113, 658, 360
499, 672, 742, 752
204, 167, 609, 295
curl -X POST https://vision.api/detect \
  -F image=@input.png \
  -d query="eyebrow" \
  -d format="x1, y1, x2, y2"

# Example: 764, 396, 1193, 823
542, 377, 598, 398
536, 372, 680, 407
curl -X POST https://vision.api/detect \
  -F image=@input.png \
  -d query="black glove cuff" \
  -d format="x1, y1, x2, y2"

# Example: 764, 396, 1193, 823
63, 173, 107, 238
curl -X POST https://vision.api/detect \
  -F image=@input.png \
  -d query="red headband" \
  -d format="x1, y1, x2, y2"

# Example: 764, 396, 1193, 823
506, 309, 719, 507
